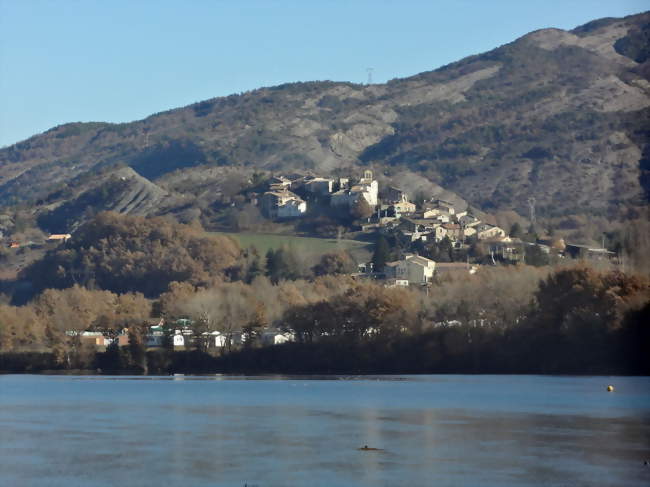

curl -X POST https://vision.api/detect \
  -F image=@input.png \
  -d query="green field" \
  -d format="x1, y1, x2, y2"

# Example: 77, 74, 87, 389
211, 232, 372, 260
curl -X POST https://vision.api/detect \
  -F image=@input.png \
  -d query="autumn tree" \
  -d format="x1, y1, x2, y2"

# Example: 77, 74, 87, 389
23, 212, 241, 298
534, 266, 649, 334
0, 304, 45, 352
155, 281, 197, 319
32, 286, 114, 367
127, 322, 148, 373
176, 288, 224, 352
312, 251, 356, 276
524, 265, 650, 371
243, 302, 267, 346
282, 283, 420, 343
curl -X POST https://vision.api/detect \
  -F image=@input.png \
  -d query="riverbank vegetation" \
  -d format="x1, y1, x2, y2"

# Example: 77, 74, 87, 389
0, 213, 648, 375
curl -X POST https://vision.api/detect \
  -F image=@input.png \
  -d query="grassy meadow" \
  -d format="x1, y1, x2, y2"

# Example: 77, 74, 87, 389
210, 232, 372, 261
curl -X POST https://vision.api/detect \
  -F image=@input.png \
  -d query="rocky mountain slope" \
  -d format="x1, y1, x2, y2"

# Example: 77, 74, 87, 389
1, 12, 648, 222
35, 166, 175, 233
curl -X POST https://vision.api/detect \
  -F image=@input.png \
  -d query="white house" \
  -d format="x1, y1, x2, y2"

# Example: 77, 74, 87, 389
384, 254, 436, 284
330, 170, 378, 208
173, 329, 193, 348
277, 198, 307, 218
202, 331, 227, 347
356, 181, 379, 206
173, 333, 185, 348
330, 183, 378, 208
385, 279, 410, 287
68, 331, 113, 348
261, 329, 295, 346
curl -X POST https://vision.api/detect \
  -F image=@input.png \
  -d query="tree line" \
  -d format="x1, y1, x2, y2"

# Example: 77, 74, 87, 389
0, 212, 648, 374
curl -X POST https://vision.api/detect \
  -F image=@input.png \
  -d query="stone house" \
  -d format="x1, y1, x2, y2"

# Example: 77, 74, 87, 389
305, 177, 334, 195
277, 198, 307, 218
400, 218, 440, 233
476, 224, 506, 240
331, 181, 378, 207
433, 212, 452, 223
463, 226, 477, 238
489, 239, 525, 263
420, 208, 444, 219
441, 223, 463, 241
425, 199, 456, 215
458, 214, 481, 228
260, 190, 307, 218
564, 244, 617, 262
391, 200, 416, 216
268, 176, 292, 189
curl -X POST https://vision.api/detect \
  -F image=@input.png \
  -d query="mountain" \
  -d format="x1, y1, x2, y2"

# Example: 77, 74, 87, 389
1, 11, 648, 223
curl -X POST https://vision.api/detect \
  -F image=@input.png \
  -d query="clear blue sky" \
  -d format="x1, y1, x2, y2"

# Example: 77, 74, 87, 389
0, 0, 646, 147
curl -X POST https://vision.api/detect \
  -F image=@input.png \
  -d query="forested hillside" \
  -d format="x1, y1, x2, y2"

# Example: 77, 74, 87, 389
23, 213, 241, 297
1, 12, 650, 376
0, 12, 648, 224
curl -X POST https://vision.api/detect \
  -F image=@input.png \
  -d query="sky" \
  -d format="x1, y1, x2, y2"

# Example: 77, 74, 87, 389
0, 0, 647, 147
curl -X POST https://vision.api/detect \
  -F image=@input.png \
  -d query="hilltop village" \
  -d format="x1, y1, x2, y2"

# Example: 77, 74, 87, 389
3, 168, 617, 288
0, 169, 628, 367
246, 169, 615, 284
0, 169, 643, 375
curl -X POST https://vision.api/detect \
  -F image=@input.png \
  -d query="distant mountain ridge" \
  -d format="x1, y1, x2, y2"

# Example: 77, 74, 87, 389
2, 11, 648, 222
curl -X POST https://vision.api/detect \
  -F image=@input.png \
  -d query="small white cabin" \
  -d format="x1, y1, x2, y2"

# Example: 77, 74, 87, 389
261, 329, 295, 346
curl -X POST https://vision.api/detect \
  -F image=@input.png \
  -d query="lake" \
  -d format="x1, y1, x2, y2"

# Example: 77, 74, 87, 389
0, 375, 648, 486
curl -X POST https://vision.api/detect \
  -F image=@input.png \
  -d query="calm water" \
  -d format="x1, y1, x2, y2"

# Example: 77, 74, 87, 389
1, 375, 649, 486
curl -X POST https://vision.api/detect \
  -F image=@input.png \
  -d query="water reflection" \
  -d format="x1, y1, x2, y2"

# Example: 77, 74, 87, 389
0, 375, 649, 486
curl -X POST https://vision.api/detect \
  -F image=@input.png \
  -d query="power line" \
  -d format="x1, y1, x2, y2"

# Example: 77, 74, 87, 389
527, 197, 536, 228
